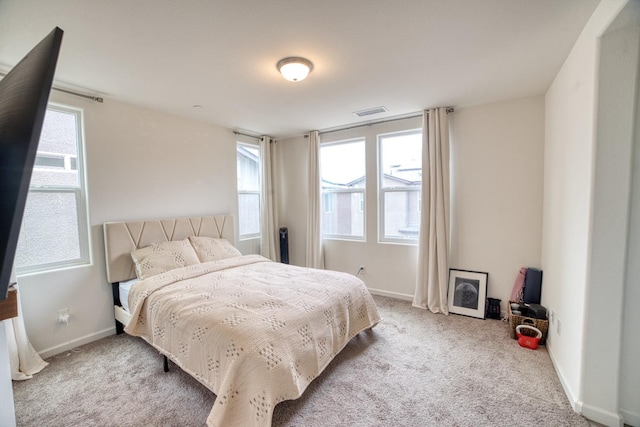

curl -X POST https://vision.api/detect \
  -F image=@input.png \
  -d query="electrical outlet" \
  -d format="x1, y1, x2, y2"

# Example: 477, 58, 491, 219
57, 308, 70, 324
357, 265, 365, 275
557, 319, 561, 335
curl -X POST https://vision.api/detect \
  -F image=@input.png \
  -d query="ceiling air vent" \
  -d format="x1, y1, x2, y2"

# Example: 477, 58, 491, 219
353, 106, 388, 117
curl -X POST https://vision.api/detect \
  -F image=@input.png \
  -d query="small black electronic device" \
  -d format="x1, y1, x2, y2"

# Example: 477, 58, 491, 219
524, 303, 547, 320
279, 227, 289, 264
485, 298, 501, 319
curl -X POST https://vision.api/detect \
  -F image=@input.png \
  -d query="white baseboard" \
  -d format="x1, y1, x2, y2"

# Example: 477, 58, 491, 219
547, 343, 627, 427
581, 403, 624, 427
547, 342, 581, 412
621, 408, 640, 427
367, 287, 413, 301
38, 327, 115, 360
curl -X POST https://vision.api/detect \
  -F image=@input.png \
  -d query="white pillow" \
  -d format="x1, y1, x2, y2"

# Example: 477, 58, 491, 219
188, 236, 242, 262
119, 278, 138, 313
131, 239, 200, 280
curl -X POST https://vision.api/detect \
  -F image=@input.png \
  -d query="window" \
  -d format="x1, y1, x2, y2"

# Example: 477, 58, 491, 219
378, 129, 422, 243
15, 105, 90, 273
323, 193, 334, 213
237, 143, 261, 239
320, 139, 365, 240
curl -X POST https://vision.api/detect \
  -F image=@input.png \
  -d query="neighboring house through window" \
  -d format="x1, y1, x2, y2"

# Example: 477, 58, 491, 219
378, 129, 422, 242
319, 128, 422, 244
320, 138, 365, 240
15, 104, 90, 273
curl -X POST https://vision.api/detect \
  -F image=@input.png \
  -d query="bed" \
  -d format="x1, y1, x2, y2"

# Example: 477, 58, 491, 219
103, 214, 381, 427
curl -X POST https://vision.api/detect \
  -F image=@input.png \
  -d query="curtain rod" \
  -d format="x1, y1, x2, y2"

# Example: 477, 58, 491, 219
313, 108, 454, 137
233, 130, 261, 140
0, 71, 104, 103
52, 87, 103, 103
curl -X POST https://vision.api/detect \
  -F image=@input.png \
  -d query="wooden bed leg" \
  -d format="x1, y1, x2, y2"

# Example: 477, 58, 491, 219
163, 355, 169, 372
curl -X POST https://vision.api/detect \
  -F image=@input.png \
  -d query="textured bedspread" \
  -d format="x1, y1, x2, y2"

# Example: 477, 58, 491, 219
125, 255, 381, 427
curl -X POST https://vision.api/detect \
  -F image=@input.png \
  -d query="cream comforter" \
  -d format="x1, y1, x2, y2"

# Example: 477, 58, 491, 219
125, 255, 381, 427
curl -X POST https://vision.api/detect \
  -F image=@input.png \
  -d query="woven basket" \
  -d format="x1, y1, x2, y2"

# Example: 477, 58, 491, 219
508, 302, 549, 345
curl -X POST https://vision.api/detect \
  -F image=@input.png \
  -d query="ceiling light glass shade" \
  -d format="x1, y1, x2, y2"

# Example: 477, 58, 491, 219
277, 57, 313, 82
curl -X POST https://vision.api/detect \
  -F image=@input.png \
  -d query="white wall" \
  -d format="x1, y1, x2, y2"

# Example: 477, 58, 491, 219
582, 2, 640, 426
621, 47, 640, 422
318, 117, 422, 299
0, 325, 16, 427
278, 96, 545, 310
16, 90, 238, 357
279, 117, 423, 300
583, 9, 639, 425
542, 0, 632, 425
277, 135, 309, 268
449, 97, 544, 313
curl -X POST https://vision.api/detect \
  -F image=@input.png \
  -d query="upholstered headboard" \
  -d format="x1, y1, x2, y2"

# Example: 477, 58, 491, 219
103, 214, 234, 283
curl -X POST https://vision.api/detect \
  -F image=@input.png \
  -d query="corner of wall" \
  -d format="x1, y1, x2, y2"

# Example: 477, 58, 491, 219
541, 0, 632, 422
579, 404, 625, 427
546, 342, 582, 413
0, 325, 16, 427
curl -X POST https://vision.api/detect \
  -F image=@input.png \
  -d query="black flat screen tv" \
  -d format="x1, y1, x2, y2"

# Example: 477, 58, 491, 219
0, 27, 63, 300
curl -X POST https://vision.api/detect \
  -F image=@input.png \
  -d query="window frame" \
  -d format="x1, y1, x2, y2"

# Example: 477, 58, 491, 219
377, 128, 423, 245
16, 103, 91, 274
320, 138, 366, 242
323, 192, 334, 214
236, 141, 262, 241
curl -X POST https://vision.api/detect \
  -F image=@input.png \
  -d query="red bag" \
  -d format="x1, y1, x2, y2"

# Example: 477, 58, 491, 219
516, 324, 542, 350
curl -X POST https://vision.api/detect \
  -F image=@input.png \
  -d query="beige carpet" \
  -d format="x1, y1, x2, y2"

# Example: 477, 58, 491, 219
13, 295, 590, 426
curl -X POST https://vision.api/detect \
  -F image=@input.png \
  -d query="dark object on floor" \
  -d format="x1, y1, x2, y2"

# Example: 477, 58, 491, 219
279, 227, 289, 264
485, 298, 501, 319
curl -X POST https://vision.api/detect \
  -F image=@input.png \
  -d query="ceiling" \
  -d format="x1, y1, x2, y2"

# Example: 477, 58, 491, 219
0, 0, 600, 138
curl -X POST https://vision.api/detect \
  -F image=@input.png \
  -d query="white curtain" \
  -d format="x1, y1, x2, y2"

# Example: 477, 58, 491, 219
306, 130, 324, 269
260, 136, 279, 261
5, 279, 47, 380
413, 108, 451, 313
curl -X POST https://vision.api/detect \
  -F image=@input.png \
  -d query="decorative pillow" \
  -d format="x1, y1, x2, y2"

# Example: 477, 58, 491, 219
188, 236, 242, 262
131, 239, 200, 280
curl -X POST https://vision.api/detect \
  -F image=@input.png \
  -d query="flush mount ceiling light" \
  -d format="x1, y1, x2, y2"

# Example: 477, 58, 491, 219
277, 57, 313, 82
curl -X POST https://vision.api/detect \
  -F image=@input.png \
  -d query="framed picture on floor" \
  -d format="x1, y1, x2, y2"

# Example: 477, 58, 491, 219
447, 268, 488, 319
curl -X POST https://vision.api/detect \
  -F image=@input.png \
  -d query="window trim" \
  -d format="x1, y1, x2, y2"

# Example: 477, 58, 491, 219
320, 137, 366, 242
377, 128, 422, 245
236, 141, 262, 241
16, 103, 91, 275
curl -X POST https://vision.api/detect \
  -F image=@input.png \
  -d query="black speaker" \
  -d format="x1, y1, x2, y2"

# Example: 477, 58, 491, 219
485, 298, 501, 319
279, 227, 289, 264
523, 268, 543, 304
